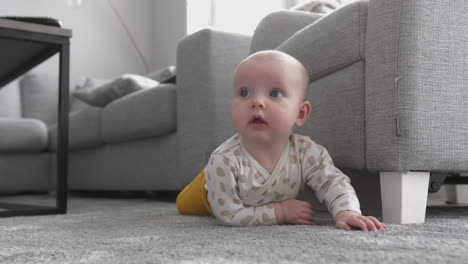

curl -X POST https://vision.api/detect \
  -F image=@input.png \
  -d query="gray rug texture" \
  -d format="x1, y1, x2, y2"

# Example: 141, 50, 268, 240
0, 193, 467, 264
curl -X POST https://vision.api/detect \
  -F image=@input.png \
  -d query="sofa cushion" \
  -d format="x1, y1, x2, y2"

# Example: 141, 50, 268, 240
0, 79, 22, 118
146, 66, 176, 83
277, 1, 367, 81
102, 83, 176, 144
20, 73, 58, 125
0, 118, 48, 152
73, 74, 159, 107
49, 106, 103, 151
70, 77, 110, 113
250, 10, 324, 54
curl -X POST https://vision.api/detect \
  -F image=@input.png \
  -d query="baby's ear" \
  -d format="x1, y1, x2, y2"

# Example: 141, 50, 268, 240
295, 101, 311, 127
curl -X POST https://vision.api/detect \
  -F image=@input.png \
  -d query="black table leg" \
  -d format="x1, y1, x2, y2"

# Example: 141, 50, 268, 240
56, 40, 70, 214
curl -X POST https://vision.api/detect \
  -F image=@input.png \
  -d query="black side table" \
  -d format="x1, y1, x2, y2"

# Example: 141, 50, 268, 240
0, 18, 72, 217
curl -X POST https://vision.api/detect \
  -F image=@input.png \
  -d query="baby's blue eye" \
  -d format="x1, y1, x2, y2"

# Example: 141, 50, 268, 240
270, 89, 282, 98
240, 89, 249, 97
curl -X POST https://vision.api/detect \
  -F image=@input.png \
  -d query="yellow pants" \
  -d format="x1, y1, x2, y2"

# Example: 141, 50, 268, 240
176, 170, 213, 216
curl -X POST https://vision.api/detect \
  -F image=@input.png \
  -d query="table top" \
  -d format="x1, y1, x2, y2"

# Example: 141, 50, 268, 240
0, 18, 72, 37
0, 18, 72, 88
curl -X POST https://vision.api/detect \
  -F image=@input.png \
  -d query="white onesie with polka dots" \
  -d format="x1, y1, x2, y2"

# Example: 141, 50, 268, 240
204, 133, 361, 226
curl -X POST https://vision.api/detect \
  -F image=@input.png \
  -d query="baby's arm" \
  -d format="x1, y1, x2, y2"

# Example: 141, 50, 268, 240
301, 139, 386, 231
205, 154, 278, 226
302, 141, 361, 217
335, 210, 387, 231
273, 199, 314, 225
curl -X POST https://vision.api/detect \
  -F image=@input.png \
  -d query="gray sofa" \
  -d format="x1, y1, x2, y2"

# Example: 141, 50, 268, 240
0, 31, 252, 193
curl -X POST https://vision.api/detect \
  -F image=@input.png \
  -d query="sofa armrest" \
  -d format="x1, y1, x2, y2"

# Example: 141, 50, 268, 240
365, 0, 468, 171
0, 118, 48, 152
101, 83, 176, 144
277, 2, 367, 81
176, 29, 251, 180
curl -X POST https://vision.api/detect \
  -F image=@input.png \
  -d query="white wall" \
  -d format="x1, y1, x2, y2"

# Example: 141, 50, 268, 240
152, 0, 187, 71
0, 0, 187, 84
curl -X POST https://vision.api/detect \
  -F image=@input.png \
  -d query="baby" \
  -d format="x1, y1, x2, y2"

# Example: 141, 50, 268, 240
177, 50, 386, 231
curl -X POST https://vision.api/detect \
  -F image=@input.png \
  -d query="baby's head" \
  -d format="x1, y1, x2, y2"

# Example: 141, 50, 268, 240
231, 50, 311, 144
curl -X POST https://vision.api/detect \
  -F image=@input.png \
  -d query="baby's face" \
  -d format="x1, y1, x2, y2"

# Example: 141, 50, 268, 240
231, 51, 309, 144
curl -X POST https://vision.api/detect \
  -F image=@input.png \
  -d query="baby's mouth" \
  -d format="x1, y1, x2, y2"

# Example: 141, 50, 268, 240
249, 115, 267, 125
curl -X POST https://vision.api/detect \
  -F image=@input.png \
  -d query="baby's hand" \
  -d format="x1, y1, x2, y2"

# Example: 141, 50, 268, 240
335, 210, 387, 231
274, 199, 314, 225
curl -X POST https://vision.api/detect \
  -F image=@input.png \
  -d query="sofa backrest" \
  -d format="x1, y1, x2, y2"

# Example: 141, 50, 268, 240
0, 79, 22, 118
0, 73, 61, 125
19, 73, 59, 125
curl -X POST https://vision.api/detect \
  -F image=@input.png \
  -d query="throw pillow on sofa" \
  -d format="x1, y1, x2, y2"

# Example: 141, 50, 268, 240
73, 74, 159, 107
70, 77, 110, 113
146, 66, 176, 84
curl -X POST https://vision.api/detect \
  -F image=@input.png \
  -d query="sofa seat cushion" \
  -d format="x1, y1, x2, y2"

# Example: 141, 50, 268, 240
0, 118, 48, 152
102, 83, 176, 144
49, 106, 103, 151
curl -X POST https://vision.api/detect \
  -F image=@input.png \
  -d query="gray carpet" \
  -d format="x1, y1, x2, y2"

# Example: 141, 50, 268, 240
1, 193, 467, 264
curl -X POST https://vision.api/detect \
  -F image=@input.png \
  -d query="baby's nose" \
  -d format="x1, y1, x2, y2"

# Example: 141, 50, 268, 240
251, 99, 265, 109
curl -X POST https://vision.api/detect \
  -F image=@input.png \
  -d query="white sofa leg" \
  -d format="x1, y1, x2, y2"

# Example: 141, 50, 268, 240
380, 171, 430, 224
